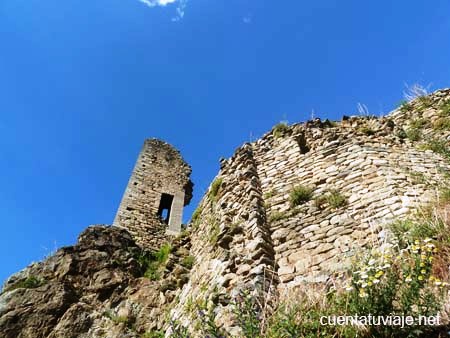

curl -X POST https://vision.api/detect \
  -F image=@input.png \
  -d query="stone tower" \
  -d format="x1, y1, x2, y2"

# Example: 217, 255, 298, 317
113, 139, 193, 248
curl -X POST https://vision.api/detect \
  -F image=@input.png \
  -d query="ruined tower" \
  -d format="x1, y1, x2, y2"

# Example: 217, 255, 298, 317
113, 139, 193, 248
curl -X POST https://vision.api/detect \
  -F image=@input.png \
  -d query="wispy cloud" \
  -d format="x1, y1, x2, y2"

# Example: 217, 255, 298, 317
138, 0, 188, 21
242, 14, 253, 24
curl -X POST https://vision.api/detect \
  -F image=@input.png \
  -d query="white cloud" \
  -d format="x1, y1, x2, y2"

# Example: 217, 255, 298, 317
138, 0, 187, 21
138, 0, 177, 7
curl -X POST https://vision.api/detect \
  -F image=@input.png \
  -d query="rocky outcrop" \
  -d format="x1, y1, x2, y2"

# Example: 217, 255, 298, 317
0, 225, 192, 338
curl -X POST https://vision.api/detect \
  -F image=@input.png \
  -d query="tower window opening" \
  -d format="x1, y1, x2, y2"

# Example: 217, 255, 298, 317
157, 193, 174, 224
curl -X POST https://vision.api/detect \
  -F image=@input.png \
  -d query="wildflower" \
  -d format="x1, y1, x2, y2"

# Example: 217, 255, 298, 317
420, 262, 425, 267
418, 275, 424, 281
361, 273, 369, 280
420, 269, 427, 274
375, 271, 384, 278
435, 281, 442, 286
368, 259, 376, 266
424, 238, 432, 243
345, 285, 354, 292
359, 291, 368, 298
372, 279, 380, 284
361, 283, 368, 288
367, 281, 373, 287
405, 275, 412, 282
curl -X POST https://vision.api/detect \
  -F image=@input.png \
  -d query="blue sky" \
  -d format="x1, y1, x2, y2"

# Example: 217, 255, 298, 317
1, 0, 450, 284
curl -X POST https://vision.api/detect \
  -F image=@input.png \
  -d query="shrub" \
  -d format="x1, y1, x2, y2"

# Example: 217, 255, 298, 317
6, 276, 45, 292
342, 247, 443, 337
325, 190, 347, 209
405, 128, 421, 141
209, 178, 223, 201
136, 243, 172, 281
272, 122, 290, 139
289, 185, 314, 207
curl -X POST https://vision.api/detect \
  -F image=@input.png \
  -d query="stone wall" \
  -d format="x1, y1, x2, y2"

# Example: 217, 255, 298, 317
113, 139, 193, 249
167, 88, 450, 335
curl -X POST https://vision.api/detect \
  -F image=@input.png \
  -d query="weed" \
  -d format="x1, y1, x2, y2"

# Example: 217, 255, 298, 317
272, 122, 290, 139
191, 206, 202, 224
208, 220, 220, 245
440, 100, 450, 116
410, 118, 427, 129
325, 190, 347, 209
405, 128, 421, 141
421, 138, 450, 159
357, 126, 375, 136
399, 100, 413, 113
433, 117, 450, 131
181, 256, 195, 269
5, 276, 45, 292
268, 211, 289, 223
209, 178, 223, 201
142, 331, 164, 338
289, 185, 314, 207
136, 244, 172, 281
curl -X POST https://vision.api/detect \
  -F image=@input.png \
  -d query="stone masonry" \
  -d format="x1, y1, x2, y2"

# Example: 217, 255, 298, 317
167, 88, 450, 335
113, 138, 193, 249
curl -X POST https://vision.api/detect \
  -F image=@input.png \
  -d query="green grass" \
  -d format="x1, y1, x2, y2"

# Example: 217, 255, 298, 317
405, 128, 421, 141
4, 276, 45, 292
136, 244, 172, 281
208, 220, 220, 244
357, 126, 375, 136
272, 122, 289, 139
417, 95, 433, 110
268, 210, 289, 223
409, 118, 427, 129
181, 255, 195, 269
142, 331, 164, 338
421, 138, 450, 159
289, 185, 314, 207
440, 187, 450, 203
191, 205, 202, 223
209, 178, 223, 201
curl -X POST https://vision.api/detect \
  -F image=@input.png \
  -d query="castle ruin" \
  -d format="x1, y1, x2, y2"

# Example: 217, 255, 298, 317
113, 138, 193, 248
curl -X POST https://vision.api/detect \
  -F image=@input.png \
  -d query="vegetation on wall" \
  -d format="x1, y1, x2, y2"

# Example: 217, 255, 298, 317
289, 185, 314, 207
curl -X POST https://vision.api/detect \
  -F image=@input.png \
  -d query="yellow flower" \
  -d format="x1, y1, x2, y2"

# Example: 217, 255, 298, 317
418, 275, 424, 281
405, 276, 412, 283
420, 269, 426, 274
367, 281, 373, 287
420, 262, 425, 267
